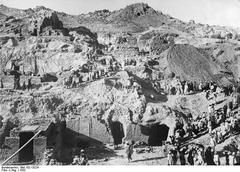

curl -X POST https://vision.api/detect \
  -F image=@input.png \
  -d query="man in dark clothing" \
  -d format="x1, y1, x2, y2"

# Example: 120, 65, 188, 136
187, 147, 194, 165
235, 151, 240, 165
186, 123, 193, 139
181, 80, 186, 92
179, 147, 187, 165
27, 78, 32, 90
172, 147, 178, 165
204, 82, 210, 91
0, 78, 3, 88
22, 81, 26, 90
205, 147, 215, 165
13, 73, 21, 89
189, 81, 194, 92
193, 81, 198, 92
224, 151, 229, 165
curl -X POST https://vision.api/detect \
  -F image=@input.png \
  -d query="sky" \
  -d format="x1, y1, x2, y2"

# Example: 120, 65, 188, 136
1, 0, 240, 28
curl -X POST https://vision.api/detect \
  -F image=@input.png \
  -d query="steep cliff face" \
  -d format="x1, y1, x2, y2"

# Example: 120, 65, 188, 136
0, 27, 101, 75
28, 10, 64, 36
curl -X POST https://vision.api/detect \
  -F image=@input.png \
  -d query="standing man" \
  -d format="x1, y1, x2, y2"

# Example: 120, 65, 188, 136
184, 82, 189, 95
179, 146, 187, 165
167, 150, 173, 165
0, 78, 3, 88
13, 72, 21, 89
27, 77, 32, 90
125, 141, 134, 163
22, 81, 26, 90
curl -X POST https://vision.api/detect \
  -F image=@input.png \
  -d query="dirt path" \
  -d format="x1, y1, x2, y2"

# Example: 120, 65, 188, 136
89, 147, 169, 165
89, 132, 240, 165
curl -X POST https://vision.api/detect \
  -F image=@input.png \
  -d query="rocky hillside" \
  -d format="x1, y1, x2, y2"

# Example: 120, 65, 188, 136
0, 3, 240, 156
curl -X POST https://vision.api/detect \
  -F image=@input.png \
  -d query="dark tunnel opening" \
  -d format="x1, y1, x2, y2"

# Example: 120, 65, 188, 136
111, 121, 124, 145
147, 124, 169, 146
19, 132, 34, 162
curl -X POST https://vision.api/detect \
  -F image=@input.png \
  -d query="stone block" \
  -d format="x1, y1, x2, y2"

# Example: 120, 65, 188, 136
33, 136, 47, 163
125, 124, 148, 143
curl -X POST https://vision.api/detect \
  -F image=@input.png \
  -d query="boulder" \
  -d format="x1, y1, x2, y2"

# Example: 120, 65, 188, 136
40, 73, 58, 82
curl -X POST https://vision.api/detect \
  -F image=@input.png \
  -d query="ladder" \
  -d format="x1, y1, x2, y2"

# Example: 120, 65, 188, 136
1, 130, 42, 166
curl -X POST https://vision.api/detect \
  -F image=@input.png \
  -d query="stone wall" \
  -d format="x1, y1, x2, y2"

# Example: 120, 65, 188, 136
66, 117, 150, 144
33, 136, 47, 164
125, 124, 148, 143
66, 117, 112, 143
0, 137, 19, 164
0, 120, 12, 146
0, 134, 47, 165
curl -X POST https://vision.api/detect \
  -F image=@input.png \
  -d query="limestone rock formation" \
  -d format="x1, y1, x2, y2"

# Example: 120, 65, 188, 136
28, 10, 64, 36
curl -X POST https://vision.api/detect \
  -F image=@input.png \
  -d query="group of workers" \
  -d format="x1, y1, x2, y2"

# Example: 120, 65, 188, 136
72, 149, 89, 165
166, 77, 240, 165
167, 142, 240, 165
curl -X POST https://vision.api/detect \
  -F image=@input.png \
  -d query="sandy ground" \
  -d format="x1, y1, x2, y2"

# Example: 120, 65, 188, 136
88, 132, 239, 165
89, 146, 169, 165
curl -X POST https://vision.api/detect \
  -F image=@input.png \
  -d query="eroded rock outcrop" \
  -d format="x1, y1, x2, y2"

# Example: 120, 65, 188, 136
28, 10, 64, 36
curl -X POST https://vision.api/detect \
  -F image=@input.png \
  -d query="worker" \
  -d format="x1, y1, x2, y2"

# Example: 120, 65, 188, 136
125, 140, 134, 163
13, 73, 21, 89
27, 78, 32, 90
79, 150, 89, 165
0, 78, 3, 88
22, 81, 26, 90
72, 155, 80, 165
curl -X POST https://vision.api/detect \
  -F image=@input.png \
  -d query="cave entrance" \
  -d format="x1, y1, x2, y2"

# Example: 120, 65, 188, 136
148, 124, 169, 146
111, 121, 124, 145
19, 132, 34, 162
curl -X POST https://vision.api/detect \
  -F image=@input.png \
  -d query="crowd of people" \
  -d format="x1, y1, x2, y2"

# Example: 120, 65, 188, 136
42, 148, 89, 165
123, 58, 137, 68
167, 143, 240, 165
71, 149, 89, 165
0, 77, 32, 90
0, 59, 34, 90
164, 77, 240, 165
162, 78, 238, 97
63, 58, 122, 89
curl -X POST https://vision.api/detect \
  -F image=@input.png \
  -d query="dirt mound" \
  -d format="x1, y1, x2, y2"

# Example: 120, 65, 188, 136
167, 44, 229, 84
205, 43, 240, 81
